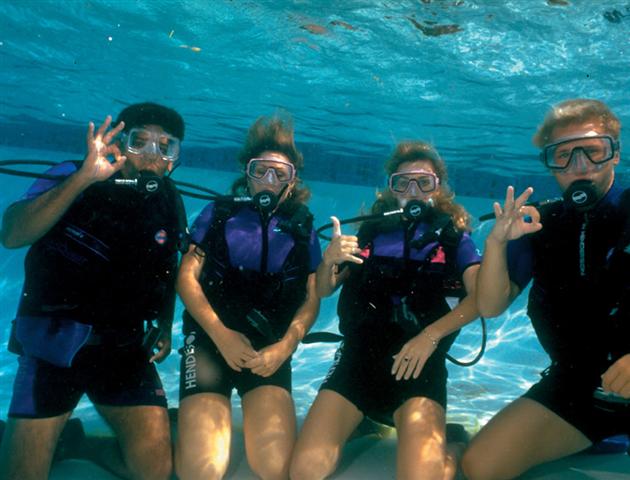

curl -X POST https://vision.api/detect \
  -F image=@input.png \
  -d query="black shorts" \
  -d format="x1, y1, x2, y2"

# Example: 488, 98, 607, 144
523, 363, 630, 443
9, 344, 167, 419
320, 340, 448, 426
179, 328, 292, 401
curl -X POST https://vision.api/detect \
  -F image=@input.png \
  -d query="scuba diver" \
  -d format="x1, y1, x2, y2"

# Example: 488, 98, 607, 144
463, 99, 630, 480
175, 115, 321, 480
290, 141, 482, 480
0, 103, 187, 480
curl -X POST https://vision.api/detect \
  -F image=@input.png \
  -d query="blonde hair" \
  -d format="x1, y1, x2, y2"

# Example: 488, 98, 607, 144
371, 141, 471, 232
533, 99, 621, 148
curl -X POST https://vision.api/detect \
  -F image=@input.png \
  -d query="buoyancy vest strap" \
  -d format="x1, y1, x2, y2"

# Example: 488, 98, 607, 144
163, 176, 190, 253
261, 214, 269, 274
277, 204, 314, 241
302, 331, 344, 344
200, 201, 235, 250
606, 188, 630, 331
613, 188, 630, 253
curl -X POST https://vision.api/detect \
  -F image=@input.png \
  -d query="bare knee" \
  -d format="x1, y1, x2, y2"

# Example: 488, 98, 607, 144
0, 416, 69, 480
175, 443, 227, 480
245, 426, 293, 480
250, 460, 289, 480
175, 460, 226, 480
125, 434, 173, 480
247, 448, 291, 480
289, 447, 339, 480
461, 445, 498, 480
400, 434, 449, 480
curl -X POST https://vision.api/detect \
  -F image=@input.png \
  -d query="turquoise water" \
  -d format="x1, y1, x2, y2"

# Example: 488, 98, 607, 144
0, 0, 629, 434
0, 145, 544, 433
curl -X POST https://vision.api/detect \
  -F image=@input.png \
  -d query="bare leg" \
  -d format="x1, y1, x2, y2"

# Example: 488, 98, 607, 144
461, 398, 592, 480
242, 386, 296, 480
289, 389, 364, 480
86, 404, 172, 480
0, 413, 71, 480
175, 393, 232, 480
394, 397, 449, 480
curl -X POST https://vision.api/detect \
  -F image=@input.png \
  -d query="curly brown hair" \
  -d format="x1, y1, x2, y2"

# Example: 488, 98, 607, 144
230, 115, 310, 212
370, 141, 471, 232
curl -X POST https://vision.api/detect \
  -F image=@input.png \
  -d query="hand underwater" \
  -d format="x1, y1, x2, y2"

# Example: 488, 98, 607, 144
79, 116, 127, 184
213, 325, 258, 372
244, 341, 290, 377
391, 329, 440, 381
488, 186, 543, 244
323, 216, 363, 266
149, 332, 172, 364
601, 353, 630, 399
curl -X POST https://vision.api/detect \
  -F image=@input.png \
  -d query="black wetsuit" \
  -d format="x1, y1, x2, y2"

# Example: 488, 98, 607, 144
179, 201, 321, 400
508, 182, 630, 442
321, 217, 481, 425
8, 161, 186, 418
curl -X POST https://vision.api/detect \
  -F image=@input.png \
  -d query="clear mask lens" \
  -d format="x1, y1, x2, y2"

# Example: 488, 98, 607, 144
389, 170, 439, 194
124, 128, 180, 162
542, 135, 617, 171
246, 158, 295, 184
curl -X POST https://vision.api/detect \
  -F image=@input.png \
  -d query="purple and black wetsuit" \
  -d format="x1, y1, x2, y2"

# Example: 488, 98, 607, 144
179, 201, 321, 400
322, 217, 481, 425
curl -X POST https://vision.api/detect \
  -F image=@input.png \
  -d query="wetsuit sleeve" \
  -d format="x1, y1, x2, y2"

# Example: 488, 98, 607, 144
506, 236, 533, 291
455, 232, 482, 274
21, 161, 79, 201
307, 228, 323, 273
189, 202, 216, 249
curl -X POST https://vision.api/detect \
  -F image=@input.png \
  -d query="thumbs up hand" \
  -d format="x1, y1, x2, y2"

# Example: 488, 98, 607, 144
322, 216, 364, 267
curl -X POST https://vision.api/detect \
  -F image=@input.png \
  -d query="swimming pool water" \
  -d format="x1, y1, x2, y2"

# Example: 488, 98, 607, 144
0, 146, 546, 433
0, 0, 628, 436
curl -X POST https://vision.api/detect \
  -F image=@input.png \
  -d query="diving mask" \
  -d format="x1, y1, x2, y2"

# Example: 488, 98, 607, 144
389, 170, 439, 195
541, 133, 618, 172
246, 157, 295, 185
122, 128, 181, 162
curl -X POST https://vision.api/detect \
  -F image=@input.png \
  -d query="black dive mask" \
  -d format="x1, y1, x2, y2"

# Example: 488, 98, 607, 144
562, 180, 600, 210
113, 171, 163, 195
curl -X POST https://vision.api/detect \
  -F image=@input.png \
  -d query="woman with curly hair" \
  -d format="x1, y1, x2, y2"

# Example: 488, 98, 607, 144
291, 141, 481, 480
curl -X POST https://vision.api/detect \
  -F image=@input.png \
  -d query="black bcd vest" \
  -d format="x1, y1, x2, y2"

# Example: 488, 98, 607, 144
527, 196, 628, 366
17, 174, 187, 332
337, 215, 465, 354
